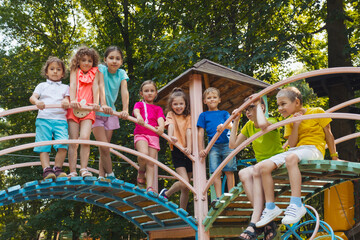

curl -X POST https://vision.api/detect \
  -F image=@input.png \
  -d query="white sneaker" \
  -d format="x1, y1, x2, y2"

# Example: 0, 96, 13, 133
282, 204, 307, 225
256, 206, 282, 227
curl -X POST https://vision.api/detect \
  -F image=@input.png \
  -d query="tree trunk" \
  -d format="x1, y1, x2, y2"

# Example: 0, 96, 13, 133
326, 0, 356, 162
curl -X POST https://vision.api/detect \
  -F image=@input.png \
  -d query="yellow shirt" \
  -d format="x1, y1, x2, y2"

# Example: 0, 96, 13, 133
165, 111, 191, 150
284, 107, 331, 156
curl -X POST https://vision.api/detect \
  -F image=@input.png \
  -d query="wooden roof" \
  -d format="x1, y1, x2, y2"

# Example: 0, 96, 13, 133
306, 72, 360, 97
156, 59, 271, 113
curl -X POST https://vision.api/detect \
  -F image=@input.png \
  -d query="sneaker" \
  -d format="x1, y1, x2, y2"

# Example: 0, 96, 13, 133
256, 206, 282, 227
210, 198, 220, 208
105, 173, 116, 180
43, 167, 56, 180
282, 204, 307, 225
159, 188, 168, 200
53, 166, 67, 178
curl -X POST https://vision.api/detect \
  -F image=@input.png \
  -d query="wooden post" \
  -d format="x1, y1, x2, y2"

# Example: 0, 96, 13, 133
189, 73, 210, 239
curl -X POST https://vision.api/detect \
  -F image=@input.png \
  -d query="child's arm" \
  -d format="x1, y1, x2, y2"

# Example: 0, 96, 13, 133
69, 70, 81, 109
198, 127, 207, 159
185, 128, 192, 154
61, 96, 70, 109
98, 72, 112, 114
287, 112, 303, 147
167, 123, 178, 144
133, 108, 145, 125
229, 113, 247, 149
156, 117, 165, 136
90, 71, 100, 111
323, 124, 339, 160
29, 93, 45, 110
120, 79, 129, 119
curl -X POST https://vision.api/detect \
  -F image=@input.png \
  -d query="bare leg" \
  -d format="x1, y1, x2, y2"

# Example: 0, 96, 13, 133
68, 120, 79, 173
224, 171, 235, 192
147, 147, 158, 190
285, 154, 301, 197
55, 148, 67, 168
135, 140, 149, 181
259, 160, 278, 203
40, 152, 51, 169
251, 164, 265, 223
214, 174, 222, 198
79, 119, 93, 169
165, 167, 191, 209
239, 166, 265, 239
93, 126, 113, 177
238, 167, 255, 203
179, 172, 192, 210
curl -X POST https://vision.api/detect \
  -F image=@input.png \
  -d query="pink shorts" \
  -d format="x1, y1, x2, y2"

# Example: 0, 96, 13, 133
67, 109, 95, 124
92, 115, 120, 130
134, 134, 160, 151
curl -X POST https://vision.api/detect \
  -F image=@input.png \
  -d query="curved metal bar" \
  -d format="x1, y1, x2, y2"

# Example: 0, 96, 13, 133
204, 112, 360, 195
0, 104, 195, 162
109, 148, 140, 170
305, 205, 320, 240
326, 97, 360, 113
0, 133, 36, 142
202, 67, 360, 160
0, 179, 198, 233
0, 139, 196, 195
0, 133, 177, 180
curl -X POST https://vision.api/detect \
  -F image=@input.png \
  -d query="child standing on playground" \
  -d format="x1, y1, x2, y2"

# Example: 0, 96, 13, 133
30, 56, 70, 180
197, 87, 237, 205
133, 80, 165, 194
93, 46, 129, 180
159, 88, 192, 210
67, 46, 102, 178
256, 86, 338, 227
229, 95, 283, 240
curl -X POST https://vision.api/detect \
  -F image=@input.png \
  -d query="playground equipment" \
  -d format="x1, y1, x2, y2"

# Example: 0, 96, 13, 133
0, 60, 360, 239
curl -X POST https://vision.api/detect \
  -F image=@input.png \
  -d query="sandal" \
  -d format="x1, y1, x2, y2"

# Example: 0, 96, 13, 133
238, 222, 262, 240
137, 170, 146, 189
263, 221, 277, 240
68, 172, 78, 178
80, 168, 93, 177
146, 186, 158, 197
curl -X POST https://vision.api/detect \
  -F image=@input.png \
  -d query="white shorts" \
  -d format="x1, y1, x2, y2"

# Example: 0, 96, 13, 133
267, 145, 323, 167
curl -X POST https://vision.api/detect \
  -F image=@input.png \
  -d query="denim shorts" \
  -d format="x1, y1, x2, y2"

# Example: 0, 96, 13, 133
34, 118, 68, 152
267, 145, 323, 167
209, 143, 237, 173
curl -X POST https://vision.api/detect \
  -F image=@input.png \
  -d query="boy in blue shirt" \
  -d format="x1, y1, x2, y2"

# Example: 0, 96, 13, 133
197, 87, 237, 205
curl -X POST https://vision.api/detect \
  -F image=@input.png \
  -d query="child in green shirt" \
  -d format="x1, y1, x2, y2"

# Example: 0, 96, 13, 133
230, 95, 283, 240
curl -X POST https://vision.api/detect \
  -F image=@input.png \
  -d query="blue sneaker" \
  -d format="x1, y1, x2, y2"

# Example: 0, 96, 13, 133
159, 188, 168, 200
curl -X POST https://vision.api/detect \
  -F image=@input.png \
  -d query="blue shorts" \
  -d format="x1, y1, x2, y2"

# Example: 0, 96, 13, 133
34, 118, 68, 153
209, 143, 237, 173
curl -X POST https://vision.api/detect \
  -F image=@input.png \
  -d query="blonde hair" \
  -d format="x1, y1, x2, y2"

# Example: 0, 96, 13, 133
276, 86, 303, 104
203, 87, 220, 99
166, 87, 190, 116
69, 46, 100, 71
41, 56, 66, 79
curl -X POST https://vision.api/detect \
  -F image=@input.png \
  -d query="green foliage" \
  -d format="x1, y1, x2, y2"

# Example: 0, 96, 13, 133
0, 0, 359, 238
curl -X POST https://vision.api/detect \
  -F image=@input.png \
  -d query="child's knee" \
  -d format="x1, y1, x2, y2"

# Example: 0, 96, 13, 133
239, 169, 251, 182
285, 154, 299, 167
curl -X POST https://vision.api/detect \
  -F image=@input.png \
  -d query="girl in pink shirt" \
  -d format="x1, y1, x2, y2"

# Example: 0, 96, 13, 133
133, 80, 165, 194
